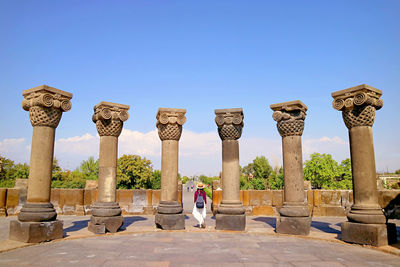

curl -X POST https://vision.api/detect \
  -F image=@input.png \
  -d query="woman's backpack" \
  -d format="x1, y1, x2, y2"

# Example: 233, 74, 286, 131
196, 192, 204, 209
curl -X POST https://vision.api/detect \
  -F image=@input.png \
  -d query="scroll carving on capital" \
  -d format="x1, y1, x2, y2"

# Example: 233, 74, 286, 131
156, 108, 187, 141
93, 101, 130, 137
215, 108, 244, 141
21, 85, 73, 128
270, 100, 307, 137
331, 84, 383, 129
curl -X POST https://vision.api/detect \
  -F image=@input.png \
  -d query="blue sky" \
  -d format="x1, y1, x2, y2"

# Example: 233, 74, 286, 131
0, 1, 399, 175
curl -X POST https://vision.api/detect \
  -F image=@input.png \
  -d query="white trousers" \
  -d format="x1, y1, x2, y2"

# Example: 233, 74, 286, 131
192, 204, 207, 225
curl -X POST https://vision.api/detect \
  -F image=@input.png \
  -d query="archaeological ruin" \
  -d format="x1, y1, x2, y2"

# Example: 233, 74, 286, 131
5, 83, 398, 247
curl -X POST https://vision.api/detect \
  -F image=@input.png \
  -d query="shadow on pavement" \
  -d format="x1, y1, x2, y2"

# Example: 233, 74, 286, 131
122, 216, 147, 229
252, 217, 276, 228
311, 220, 341, 234
63, 219, 90, 236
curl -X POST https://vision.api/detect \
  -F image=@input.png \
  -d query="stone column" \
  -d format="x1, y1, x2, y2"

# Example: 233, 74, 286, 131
270, 100, 311, 235
9, 85, 72, 243
215, 108, 246, 231
155, 108, 186, 230
332, 84, 396, 246
88, 101, 129, 234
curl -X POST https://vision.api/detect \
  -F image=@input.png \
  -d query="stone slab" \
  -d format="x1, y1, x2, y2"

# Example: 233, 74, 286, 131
9, 220, 63, 243
87, 222, 106, 234
216, 213, 246, 231
89, 215, 123, 233
276, 216, 311, 236
155, 213, 185, 230
341, 221, 397, 247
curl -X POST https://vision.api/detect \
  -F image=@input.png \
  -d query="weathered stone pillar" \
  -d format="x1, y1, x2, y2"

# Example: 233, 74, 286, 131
155, 108, 186, 230
332, 84, 397, 246
9, 85, 72, 243
271, 100, 311, 235
215, 108, 246, 231
88, 101, 129, 234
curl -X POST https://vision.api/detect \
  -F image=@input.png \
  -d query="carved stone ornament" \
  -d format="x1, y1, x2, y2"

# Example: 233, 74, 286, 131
93, 101, 130, 137
215, 108, 244, 141
21, 85, 73, 128
270, 100, 307, 137
331, 84, 383, 129
156, 108, 187, 141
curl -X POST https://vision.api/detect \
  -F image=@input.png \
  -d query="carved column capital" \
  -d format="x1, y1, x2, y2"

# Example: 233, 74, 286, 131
156, 108, 186, 141
270, 100, 307, 137
331, 84, 383, 129
21, 85, 73, 128
215, 108, 244, 141
93, 101, 130, 137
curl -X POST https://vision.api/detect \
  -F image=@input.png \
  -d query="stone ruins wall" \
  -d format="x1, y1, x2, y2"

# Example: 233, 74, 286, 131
1, 187, 398, 217
1, 188, 182, 217
212, 189, 400, 217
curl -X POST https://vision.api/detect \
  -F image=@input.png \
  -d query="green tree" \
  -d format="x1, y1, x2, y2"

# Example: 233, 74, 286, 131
253, 156, 273, 179
267, 166, 284, 190
151, 170, 161, 189
303, 153, 352, 189
79, 156, 98, 180
117, 154, 153, 189
395, 169, 400, 174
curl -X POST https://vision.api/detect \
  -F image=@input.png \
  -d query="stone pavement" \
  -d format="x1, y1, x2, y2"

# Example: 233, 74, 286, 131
0, 215, 399, 266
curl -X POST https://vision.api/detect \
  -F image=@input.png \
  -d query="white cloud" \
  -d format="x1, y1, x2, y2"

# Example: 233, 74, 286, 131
0, 138, 30, 164
303, 136, 349, 162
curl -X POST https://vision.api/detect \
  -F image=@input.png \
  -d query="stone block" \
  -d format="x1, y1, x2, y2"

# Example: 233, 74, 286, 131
88, 222, 105, 234
216, 213, 246, 231
117, 189, 133, 203
272, 190, 283, 207
0, 188, 7, 216
84, 189, 98, 214
50, 188, 61, 213
131, 190, 146, 212
312, 206, 326, 216
252, 206, 274, 216
60, 189, 83, 215
313, 190, 322, 207
276, 216, 311, 236
155, 213, 185, 230
178, 189, 182, 204
9, 220, 63, 243
6, 188, 21, 215
152, 190, 161, 206
75, 204, 85, 216
340, 190, 353, 210
242, 190, 250, 206
325, 206, 346, 216
321, 190, 341, 206
341, 222, 397, 247
89, 215, 123, 233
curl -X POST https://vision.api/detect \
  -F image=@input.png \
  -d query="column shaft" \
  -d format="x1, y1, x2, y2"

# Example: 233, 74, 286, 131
161, 140, 179, 202
282, 136, 304, 204
26, 126, 55, 203
222, 140, 240, 203
98, 136, 118, 203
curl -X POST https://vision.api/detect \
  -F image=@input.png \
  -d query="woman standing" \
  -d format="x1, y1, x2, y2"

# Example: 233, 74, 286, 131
192, 183, 207, 228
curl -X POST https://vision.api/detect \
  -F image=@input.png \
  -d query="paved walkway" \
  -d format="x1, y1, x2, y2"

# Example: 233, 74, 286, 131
0, 215, 399, 266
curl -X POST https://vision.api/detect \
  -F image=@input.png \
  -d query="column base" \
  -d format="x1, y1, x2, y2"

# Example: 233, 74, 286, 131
155, 213, 185, 230
18, 203, 57, 222
216, 214, 246, 231
88, 215, 124, 234
347, 205, 386, 224
341, 221, 397, 247
9, 220, 63, 243
276, 216, 311, 236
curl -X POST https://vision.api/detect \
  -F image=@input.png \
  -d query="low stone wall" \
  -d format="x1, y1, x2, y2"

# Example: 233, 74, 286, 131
1, 188, 182, 217
212, 189, 400, 217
